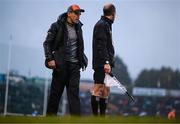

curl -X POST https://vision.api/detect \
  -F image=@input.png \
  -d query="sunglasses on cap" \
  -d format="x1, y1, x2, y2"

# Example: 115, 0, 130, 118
73, 11, 81, 15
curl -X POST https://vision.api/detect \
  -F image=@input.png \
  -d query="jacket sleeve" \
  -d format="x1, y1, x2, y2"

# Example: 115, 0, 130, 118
94, 23, 110, 65
43, 22, 58, 61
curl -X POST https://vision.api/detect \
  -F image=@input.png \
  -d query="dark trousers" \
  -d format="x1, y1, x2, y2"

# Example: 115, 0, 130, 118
47, 62, 81, 116
91, 68, 108, 116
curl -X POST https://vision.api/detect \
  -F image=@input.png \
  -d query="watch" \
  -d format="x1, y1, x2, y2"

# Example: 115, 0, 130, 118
105, 61, 109, 64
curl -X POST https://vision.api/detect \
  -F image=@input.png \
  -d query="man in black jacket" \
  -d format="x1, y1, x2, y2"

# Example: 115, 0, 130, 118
91, 4, 116, 116
43, 4, 87, 116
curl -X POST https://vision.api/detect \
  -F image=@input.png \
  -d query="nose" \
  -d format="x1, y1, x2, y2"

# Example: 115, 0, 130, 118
77, 15, 80, 19
77, 14, 81, 17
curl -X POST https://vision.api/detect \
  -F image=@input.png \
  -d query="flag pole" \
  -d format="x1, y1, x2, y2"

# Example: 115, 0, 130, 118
43, 71, 49, 116
4, 35, 12, 116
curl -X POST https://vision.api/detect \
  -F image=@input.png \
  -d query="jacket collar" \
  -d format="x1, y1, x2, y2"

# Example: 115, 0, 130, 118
101, 16, 113, 25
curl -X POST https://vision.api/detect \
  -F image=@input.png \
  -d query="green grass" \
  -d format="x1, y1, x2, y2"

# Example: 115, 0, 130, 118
0, 116, 179, 123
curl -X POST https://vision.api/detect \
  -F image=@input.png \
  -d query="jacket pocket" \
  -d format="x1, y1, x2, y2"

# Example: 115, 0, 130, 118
53, 46, 64, 68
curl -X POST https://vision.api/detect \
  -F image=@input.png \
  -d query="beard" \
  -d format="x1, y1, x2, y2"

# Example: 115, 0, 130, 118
74, 19, 79, 24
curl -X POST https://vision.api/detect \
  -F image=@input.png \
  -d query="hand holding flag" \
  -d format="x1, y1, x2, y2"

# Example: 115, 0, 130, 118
104, 73, 135, 102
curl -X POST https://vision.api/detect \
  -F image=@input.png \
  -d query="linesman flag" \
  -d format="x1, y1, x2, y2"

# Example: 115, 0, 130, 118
104, 73, 135, 102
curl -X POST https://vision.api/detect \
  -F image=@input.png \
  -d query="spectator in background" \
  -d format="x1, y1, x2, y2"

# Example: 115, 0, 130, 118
168, 108, 176, 119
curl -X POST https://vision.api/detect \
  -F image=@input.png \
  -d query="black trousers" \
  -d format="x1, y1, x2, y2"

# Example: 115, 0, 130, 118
47, 61, 81, 116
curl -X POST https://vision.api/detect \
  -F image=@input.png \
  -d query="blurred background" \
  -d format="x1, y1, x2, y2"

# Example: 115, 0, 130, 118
0, 0, 180, 117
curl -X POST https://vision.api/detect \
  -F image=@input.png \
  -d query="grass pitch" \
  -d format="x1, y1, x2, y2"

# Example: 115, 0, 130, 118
0, 116, 179, 123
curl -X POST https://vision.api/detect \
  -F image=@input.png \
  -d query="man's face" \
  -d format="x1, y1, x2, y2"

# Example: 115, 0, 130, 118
68, 11, 81, 24
111, 12, 116, 22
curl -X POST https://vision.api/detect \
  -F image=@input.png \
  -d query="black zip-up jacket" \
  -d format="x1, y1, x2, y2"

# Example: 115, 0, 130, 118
43, 13, 87, 69
92, 16, 115, 69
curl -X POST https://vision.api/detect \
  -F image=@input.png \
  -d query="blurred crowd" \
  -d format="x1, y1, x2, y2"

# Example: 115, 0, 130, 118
79, 91, 180, 117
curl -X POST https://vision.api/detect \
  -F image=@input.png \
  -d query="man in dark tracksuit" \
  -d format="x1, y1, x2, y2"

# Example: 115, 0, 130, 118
92, 4, 116, 116
43, 4, 87, 116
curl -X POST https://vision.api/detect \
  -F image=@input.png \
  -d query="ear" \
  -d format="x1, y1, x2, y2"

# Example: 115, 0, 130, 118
67, 12, 71, 17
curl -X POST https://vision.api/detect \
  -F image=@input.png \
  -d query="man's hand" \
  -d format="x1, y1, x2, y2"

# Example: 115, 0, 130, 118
48, 60, 56, 69
104, 64, 111, 73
